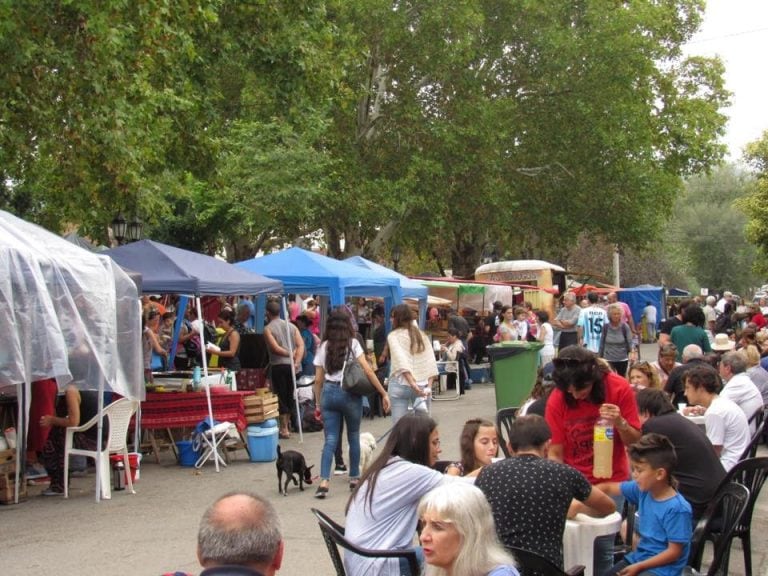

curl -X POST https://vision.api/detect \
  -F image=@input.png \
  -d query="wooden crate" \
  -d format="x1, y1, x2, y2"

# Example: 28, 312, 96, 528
244, 393, 279, 424
0, 450, 27, 504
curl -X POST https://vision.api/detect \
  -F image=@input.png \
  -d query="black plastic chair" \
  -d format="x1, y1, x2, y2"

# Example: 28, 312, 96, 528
740, 412, 768, 460
496, 406, 519, 457
687, 482, 750, 576
508, 546, 585, 576
613, 501, 637, 562
311, 508, 421, 576
705, 457, 768, 576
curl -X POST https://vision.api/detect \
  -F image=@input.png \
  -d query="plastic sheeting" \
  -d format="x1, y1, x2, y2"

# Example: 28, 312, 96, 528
0, 211, 143, 401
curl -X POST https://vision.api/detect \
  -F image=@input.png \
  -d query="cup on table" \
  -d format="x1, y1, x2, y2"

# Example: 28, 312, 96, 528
366, 339, 374, 352
678, 403, 687, 413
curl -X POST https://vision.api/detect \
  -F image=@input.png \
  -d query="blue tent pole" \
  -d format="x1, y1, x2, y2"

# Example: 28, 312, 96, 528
418, 297, 427, 329
168, 296, 189, 369
255, 294, 267, 333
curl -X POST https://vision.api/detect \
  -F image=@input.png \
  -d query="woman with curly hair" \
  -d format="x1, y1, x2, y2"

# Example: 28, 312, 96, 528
628, 361, 662, 393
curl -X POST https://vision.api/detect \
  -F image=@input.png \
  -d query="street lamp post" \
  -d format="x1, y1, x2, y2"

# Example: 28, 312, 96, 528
111, 213, 128, 245
127, 215, 144, 243
391, 244, 401, 272
110, 212, 143, 246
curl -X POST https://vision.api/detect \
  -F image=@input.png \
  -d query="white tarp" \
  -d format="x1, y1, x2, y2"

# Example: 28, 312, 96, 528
0, 211, 143, 400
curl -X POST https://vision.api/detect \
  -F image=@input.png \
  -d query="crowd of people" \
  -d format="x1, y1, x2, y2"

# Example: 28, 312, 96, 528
112, 289, 768, 575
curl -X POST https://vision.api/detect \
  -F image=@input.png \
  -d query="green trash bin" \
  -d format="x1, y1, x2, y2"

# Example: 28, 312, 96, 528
487, 341, 544, 410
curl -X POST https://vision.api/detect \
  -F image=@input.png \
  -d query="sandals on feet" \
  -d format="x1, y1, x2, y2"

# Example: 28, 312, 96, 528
349, 479, 360, 492
279, 431, 290, 440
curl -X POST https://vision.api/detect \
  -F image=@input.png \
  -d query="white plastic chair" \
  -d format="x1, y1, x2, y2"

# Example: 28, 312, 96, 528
64, 397, 139, 499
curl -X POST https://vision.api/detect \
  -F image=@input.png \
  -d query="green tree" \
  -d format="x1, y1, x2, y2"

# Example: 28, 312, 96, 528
0, 1, 220, 242
320, 0, 729, 274
671, 164, 759, 294
738, 130, 768, 277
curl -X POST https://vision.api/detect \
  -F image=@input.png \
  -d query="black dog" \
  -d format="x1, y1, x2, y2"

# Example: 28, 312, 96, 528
276, 445, 314, 496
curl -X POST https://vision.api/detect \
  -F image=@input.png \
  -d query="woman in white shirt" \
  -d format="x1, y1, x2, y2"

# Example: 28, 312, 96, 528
536, 310, 555, 366
345, 414, 457, 576
387, 304, 439, 423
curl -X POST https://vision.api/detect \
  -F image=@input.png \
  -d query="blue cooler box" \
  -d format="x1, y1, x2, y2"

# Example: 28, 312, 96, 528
247, 419, 278, 462
176, 440, 200, 467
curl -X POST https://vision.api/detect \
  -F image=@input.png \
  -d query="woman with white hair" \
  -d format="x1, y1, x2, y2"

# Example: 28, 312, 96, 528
418, 483, 519, 576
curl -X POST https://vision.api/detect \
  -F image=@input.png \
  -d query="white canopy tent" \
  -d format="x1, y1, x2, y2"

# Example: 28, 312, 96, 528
0, 211, 143, 503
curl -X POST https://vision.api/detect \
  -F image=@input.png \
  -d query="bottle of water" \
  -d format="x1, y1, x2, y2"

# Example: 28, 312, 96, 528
225, 369, 235, 391
192, 366, 201, 392
593, 416, 614, 479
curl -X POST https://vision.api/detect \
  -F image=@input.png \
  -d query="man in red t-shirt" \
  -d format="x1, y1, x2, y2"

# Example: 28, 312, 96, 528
545, 346, 642, 484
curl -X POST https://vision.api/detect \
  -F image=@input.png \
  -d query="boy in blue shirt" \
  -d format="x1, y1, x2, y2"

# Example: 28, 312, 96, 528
598, 433, 692, 576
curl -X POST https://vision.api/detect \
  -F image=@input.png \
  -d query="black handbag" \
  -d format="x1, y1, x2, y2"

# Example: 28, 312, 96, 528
342, 356, 376, 397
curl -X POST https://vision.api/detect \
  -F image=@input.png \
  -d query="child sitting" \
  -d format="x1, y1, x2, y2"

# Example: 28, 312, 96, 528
598, 433, 692, 576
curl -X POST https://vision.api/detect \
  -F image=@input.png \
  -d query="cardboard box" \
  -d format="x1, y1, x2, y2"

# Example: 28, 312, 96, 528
244, 393, 279, 424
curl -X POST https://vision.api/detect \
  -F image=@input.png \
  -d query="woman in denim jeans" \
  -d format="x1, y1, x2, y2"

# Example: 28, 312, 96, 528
387, 304, 439, 423
313, 311, 390, 499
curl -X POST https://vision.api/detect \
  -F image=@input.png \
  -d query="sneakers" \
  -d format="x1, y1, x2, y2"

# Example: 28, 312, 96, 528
42, 488, 63, 497
334, 464, 348, 476
26, 463, 48, 479
314, 485, 329, 499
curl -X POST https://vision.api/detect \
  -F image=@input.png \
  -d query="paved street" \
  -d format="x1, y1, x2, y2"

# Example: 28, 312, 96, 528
2, 343, 767, 575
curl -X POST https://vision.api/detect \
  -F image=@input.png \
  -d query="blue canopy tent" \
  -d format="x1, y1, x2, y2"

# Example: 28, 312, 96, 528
105, 240, 283, 296
105, 239, 284, 467
618, 284, 666, 327
344, 255, 428, 327
236, 247, 403, 310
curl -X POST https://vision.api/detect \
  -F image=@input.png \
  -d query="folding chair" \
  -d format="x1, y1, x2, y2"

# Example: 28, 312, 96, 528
192, 420, 237, 468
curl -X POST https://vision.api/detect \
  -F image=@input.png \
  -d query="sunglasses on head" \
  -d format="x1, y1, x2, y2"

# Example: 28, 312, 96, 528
553, 357, 581, 369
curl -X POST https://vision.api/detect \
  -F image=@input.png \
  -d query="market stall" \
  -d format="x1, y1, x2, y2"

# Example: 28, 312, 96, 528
0, 211, 143, 503
344, 255, 428, 327
105, 239, 283, 464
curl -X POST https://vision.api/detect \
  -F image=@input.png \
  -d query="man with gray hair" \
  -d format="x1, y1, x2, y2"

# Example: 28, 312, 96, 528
702, 296, 717, 336
195, 491, 284, 576
552, 292, 581, 352
719, 351, 763, 430
664, 344, 706, 406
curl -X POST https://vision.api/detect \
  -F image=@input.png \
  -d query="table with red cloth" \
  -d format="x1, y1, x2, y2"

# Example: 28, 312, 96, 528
140, 390, 253, 431
138, 390, 254, 463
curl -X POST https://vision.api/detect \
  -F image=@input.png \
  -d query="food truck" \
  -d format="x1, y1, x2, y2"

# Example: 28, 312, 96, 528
474, 260, 565, 318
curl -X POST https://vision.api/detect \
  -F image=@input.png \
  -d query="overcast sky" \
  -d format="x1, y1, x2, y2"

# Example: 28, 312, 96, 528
683, 0, 768, 160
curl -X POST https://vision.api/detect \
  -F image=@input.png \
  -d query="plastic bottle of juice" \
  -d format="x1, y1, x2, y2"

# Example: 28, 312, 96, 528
593, 416, 614, 479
